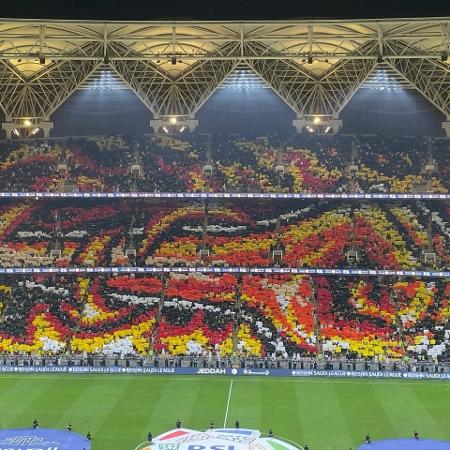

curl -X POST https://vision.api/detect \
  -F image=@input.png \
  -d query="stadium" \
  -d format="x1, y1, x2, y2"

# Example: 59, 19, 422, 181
0, 5, 449, 450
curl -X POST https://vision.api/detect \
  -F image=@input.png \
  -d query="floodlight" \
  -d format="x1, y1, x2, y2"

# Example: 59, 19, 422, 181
313, 116, 321, 124
169, 117, 177, 124
23, 119, 32, 127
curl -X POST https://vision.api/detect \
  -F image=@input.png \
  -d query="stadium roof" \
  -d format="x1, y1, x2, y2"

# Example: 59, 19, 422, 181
0, 17, 449, 124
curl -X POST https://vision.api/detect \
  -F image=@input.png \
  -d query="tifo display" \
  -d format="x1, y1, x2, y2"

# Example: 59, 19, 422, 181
1, 10, 450, 450
0, 199, 448, 270
0, 132, 448, 450
0, 273, 449, 360
0, 133, 448, 364
0, 135, 448, 194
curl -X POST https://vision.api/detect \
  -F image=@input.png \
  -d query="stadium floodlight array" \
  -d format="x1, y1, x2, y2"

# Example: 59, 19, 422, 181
0, 266, 448, 278
1, 192, 449, 200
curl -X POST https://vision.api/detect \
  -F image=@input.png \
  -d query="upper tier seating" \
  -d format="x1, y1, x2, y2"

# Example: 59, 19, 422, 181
0, 134, 448, 193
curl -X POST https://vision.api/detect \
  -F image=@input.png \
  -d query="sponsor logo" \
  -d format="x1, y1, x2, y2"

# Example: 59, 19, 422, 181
0, 434, 59, 450
214, 436, 254, 444
197, 369, 226, 375
159, 444, 180, 450
0, 447, 58, 450
0, 447, 59, 450
173, 434, 210, 444
137, 428, 302, 450
242, 370, 269, 376
1, 365, 450, 381
0, 429, 87, 450
187, 446, 236, 450
289, 369, 450, 380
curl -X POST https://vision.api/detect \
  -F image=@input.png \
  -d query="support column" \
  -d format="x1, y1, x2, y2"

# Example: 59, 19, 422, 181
292, 117, 307, 133
149, 119, 164, 132
150, 116, 198, 133
442, 119, 450, 137
2, 120, 53, 139
186, 119, 199, 132
329, 118, 343, 133
293, 115, 342, 134
39, 122, 54, 138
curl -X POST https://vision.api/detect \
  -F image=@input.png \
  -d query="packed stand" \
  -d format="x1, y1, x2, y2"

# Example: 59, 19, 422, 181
0, 134, 448, 193
0, 274, 448, 363
0, 199, 448, 270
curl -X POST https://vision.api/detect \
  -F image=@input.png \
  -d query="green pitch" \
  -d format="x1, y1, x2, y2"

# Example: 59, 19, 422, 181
0, 374, 449, 450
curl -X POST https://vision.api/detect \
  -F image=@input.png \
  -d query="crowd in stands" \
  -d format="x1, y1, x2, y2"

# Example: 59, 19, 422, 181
0, 199, 448, 270
0, 134, 448, 193
0, 273, 448, 362
0, 133, 448, 363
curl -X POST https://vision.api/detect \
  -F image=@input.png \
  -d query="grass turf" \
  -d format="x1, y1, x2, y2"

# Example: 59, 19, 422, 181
0, 374, 449, 450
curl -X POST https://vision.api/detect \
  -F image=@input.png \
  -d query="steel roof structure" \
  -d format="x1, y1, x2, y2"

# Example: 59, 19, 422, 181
0, 17, 449, 135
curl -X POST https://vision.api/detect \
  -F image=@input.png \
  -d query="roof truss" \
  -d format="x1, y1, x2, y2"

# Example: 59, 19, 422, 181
0, 18, 448, 120
110, 43, 239, 117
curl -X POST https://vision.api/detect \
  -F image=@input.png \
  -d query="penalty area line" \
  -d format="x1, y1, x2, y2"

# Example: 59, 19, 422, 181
223, 379, 234, 427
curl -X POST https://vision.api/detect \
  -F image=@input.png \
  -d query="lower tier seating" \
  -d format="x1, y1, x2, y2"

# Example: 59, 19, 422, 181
0, 274, 448, 361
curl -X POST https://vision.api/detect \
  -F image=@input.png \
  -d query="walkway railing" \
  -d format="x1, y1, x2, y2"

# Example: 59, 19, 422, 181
1, 191, 449, 200
0, 266, 448, 278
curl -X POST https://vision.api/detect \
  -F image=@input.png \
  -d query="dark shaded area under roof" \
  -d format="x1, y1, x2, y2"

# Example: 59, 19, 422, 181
1, 0, 449, 21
